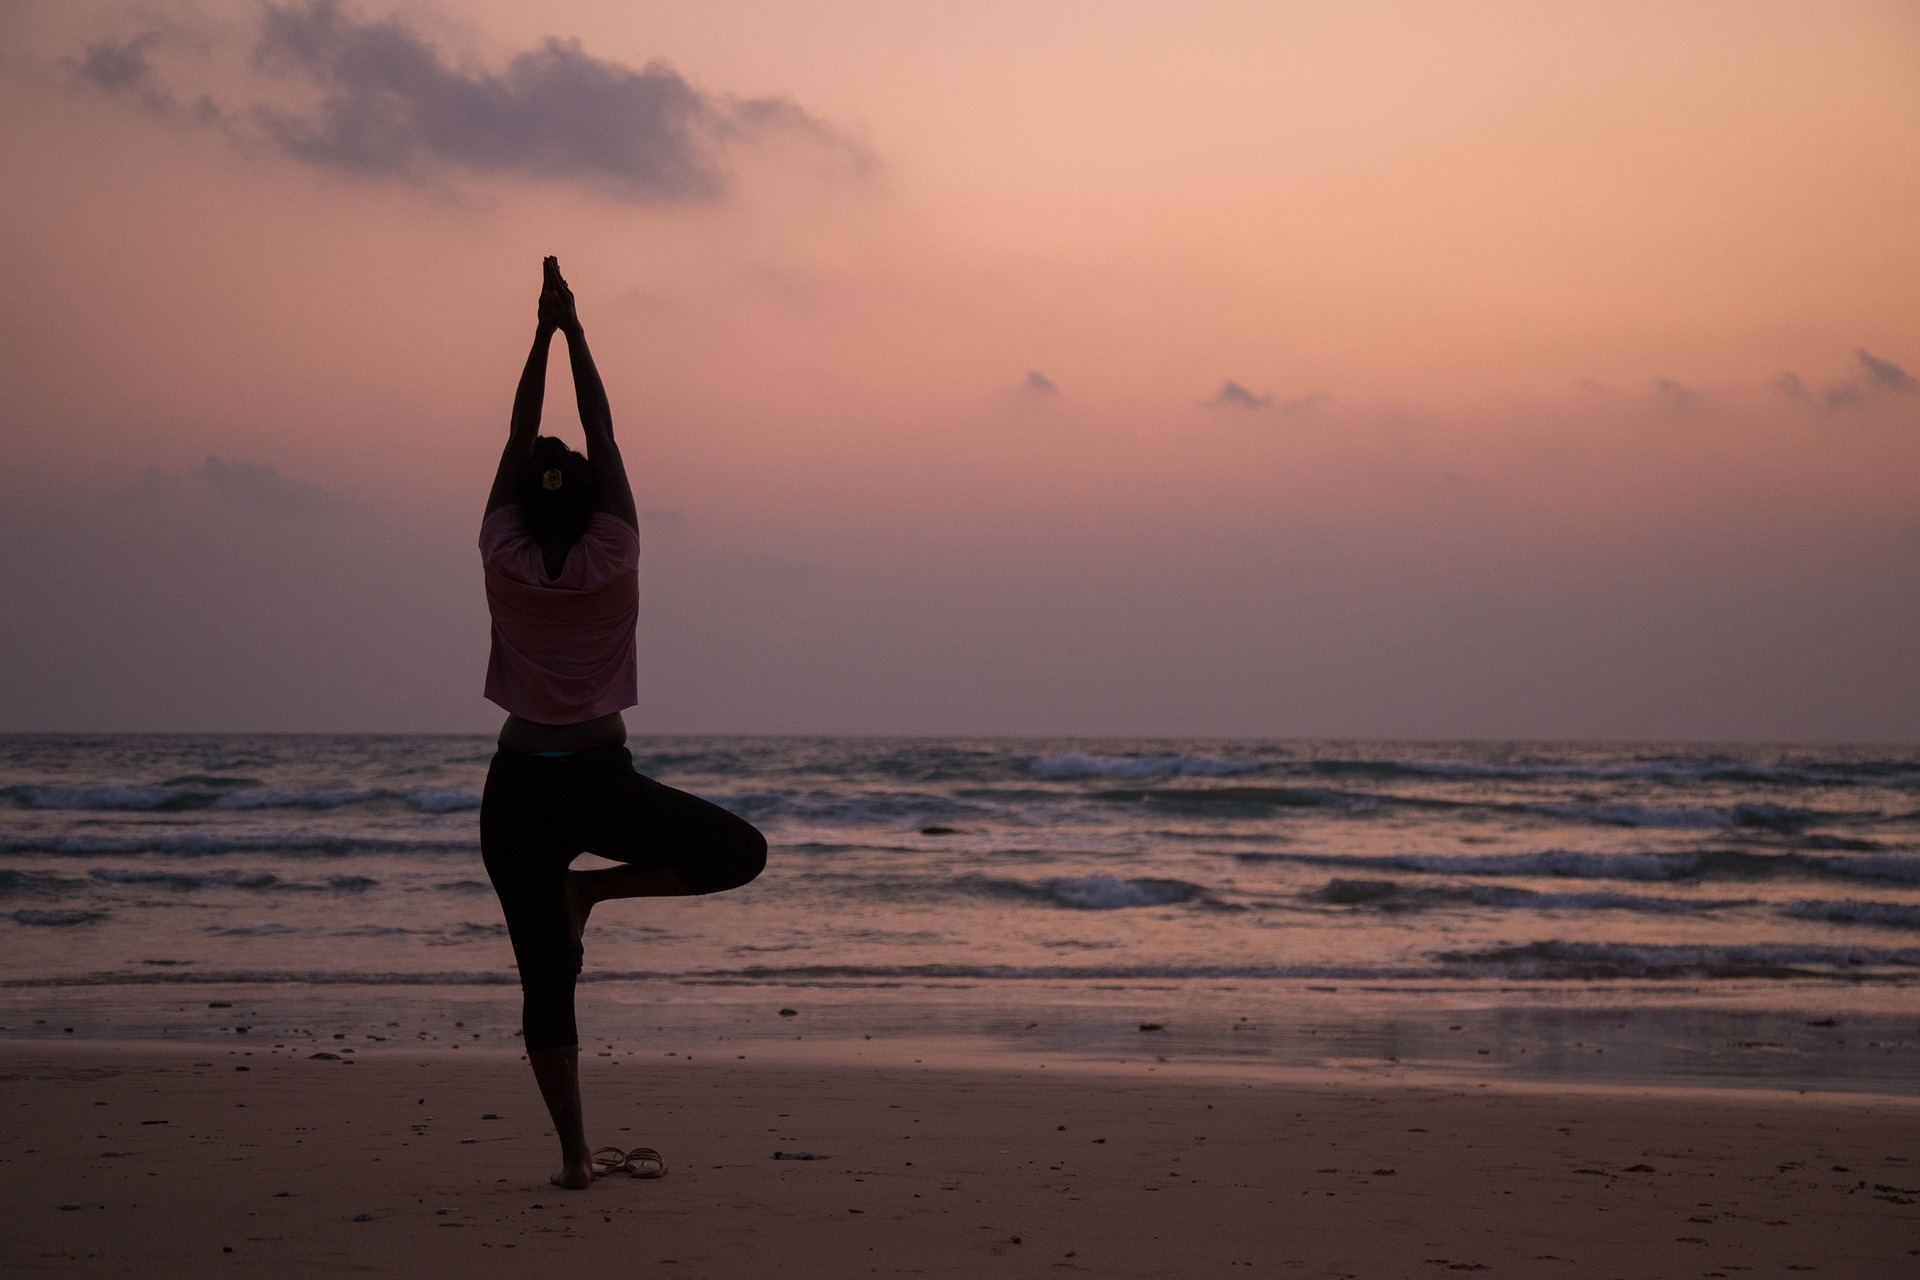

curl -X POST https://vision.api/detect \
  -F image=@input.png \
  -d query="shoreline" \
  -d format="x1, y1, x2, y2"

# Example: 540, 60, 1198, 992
7, 978, 1919, 1098
7, 1041, 1917, 1277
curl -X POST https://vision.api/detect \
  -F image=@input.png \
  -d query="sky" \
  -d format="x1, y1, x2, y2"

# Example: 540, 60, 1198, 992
0, 0, 1916, 739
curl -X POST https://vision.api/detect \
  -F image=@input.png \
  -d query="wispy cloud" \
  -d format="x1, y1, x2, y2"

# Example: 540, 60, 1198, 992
1205, 380, 1273, 411
72, 1, 862, 202
1783, 349, 1918, 411
1655, 377, 1697, 410
1274, 392, 1332, 415
194, 456, 348, 513
1857, 349, 1917, 395
1824, 381, 1863, 411
1203, 381, 1329, 415
1024, 370, 1058, 395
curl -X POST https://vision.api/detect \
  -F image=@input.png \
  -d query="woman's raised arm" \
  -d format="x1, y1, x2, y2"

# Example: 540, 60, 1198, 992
485, 287, 559, 517
546, 261, 638, 529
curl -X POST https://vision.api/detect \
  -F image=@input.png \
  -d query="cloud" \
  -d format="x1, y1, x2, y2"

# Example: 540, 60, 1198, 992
1655, 377, 1697, 410
73, 1, 860, 202
72, 30, 188, 117
193, 456, 348, 512
1203, 381, 1330, 415
77, 32, 162, 95
1205, 380, 1273, 411
1780, 350, 1916, 411
1824, 381, 1863, 411
1857, 349, 1918, 395
1024, 370, 1058, 395
1274, 392, 1332, 415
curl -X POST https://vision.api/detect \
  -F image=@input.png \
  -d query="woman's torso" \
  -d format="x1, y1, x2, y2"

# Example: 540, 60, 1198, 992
481, 506, 640, 728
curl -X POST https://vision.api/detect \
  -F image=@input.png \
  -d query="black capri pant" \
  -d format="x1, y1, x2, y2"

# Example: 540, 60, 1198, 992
480, 744, 767, 1050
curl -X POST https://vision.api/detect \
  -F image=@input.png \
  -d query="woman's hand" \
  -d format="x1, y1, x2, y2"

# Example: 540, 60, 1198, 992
538, 256, 580, 335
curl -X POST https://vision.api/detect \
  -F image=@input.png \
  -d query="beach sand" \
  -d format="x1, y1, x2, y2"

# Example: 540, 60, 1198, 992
5, 1040, 1916, 1277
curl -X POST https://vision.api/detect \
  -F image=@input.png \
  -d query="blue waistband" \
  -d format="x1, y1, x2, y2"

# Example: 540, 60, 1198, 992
531, 750, 576, 759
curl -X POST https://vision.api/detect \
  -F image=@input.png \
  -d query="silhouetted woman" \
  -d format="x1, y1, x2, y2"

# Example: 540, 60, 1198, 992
479, 258, 766, 1189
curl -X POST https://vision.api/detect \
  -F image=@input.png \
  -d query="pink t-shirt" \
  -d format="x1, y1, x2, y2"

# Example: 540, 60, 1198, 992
480, 505, 639, 724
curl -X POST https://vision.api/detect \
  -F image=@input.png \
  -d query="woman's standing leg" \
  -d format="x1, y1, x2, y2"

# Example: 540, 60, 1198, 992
481, 751, 595, 1189
483, 745, 765, 1187
525, 1047, 589, 1187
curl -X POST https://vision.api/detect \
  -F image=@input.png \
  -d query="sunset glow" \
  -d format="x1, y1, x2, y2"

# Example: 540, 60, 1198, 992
2, 0, 1916, 735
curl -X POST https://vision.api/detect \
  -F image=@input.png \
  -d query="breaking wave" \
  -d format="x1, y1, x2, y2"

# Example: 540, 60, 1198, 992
719, 790, 991, 827
1303, 756, 1920, 790
1303, 878, 1760, 916
1235, 848, 1920, 886
8, 909, 110, 927
1522, 801, 1826, 833
1096, 785, 1378, 811
1777, 900, 1920, 931
1029, 754, 1266, 780
0, 869, 87, 897
88, 868, 377, 893
0, 784, 482, 814
0, 834, 474, 858
950, 873, 1205, 910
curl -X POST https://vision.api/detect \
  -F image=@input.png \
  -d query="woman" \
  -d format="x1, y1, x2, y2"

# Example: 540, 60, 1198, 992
479, 257, 767, 1190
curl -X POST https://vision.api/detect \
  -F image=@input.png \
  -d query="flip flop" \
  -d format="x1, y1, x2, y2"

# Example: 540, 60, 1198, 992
592, 1145, 667, 1179
619, 1146, 666, 1179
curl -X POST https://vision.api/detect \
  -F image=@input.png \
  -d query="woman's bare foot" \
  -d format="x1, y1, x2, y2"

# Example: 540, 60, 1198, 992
551, 1156, 594, 1190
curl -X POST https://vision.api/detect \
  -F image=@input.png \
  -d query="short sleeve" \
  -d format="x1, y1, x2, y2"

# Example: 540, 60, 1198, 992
479, 504, 533, 567
567, 514, 640, 590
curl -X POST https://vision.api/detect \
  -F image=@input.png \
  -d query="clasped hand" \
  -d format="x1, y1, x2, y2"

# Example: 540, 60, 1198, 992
538, 255, 579, 334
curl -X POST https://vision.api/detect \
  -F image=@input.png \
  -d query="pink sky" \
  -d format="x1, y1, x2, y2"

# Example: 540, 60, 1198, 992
1, 0, 1917, 737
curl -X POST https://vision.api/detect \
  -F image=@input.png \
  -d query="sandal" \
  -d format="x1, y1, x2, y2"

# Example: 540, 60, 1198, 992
592, 1145, 667, 1179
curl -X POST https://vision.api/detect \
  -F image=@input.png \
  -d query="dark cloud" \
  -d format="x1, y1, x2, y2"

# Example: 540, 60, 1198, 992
1824, 381, 1863, 411
75, 1, 858, 202
1024, 370, 1058, 395
1773, 371, 1807, 401
1205, 380, 1273, 411
77, 33, 161, 95
72, 31, 183, 117
1857, 349, 1917, 395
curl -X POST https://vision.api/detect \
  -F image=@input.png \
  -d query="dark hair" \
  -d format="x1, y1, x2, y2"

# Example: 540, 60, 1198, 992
517, 436, 596, 545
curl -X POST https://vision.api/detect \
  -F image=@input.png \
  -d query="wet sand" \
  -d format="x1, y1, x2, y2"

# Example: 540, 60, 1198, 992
4, 1040, 1916, 1277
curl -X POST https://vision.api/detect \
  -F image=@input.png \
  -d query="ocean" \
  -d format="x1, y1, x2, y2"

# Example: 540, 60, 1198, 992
4, 734, 1917, 1092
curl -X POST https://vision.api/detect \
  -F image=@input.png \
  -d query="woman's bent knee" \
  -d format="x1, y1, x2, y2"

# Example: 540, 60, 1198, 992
732, 827, 768, 889
688, 823, 766, 895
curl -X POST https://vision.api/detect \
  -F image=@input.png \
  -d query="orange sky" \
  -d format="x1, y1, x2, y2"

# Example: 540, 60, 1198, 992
1, 0, 1917, 736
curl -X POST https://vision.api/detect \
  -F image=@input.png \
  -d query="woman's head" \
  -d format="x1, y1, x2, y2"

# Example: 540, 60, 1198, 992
517, 436, 596, 545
